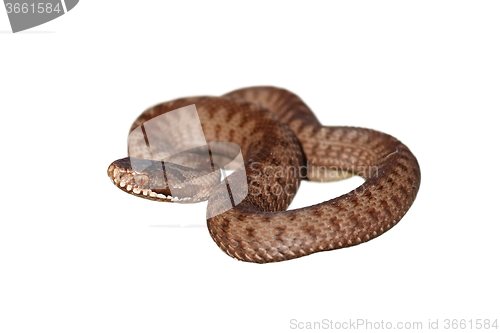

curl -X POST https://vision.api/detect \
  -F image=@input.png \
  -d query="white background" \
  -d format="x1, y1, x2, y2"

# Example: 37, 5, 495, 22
1, 1, 499, 332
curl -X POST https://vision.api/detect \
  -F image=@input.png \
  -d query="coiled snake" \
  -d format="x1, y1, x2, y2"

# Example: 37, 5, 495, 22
107, 87, 420, 263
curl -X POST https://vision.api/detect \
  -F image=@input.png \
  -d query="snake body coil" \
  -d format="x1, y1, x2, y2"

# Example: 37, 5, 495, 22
108, 87, 420, 263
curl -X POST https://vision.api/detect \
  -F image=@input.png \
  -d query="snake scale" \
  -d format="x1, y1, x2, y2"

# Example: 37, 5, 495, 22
107, 87, 421, 263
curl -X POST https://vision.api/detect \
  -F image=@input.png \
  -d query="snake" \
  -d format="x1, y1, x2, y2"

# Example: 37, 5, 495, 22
107, 86, 421, 263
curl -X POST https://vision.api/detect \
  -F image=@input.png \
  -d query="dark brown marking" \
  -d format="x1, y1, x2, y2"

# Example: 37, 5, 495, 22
246, 227, 256, 238
274, 226, 287, 241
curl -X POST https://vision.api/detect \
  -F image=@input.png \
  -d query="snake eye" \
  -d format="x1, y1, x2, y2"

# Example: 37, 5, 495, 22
134, 174, 149, 186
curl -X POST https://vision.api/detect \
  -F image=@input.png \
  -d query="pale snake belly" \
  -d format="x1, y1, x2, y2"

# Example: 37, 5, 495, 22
107, 86, 421, 263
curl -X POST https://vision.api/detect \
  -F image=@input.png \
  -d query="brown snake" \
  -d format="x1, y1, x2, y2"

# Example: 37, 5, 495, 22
107, 86, 420, 263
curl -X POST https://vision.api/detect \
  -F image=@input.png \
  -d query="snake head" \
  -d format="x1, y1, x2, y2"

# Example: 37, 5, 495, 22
107, 156, 220, 203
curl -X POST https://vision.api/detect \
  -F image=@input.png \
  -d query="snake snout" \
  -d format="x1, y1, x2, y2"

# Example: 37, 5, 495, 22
107, 157, 174, 201
108, 157, 221, 203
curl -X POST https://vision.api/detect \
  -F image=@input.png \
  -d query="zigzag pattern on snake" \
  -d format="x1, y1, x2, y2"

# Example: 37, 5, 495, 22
107, 86, 421, 263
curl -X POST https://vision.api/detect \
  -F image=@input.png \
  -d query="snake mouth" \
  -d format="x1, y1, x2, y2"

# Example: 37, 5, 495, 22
108, 155, 222, 203
107, 157, 203, 203
107, 158, 179, 202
